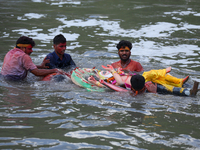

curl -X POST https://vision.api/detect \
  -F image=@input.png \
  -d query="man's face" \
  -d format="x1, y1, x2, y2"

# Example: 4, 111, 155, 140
118, 47, 131, 61
54, 42, 66, 56
24, 46, 33, 55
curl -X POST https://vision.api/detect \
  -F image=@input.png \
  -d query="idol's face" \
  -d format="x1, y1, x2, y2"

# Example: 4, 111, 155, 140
100, 71, 111, 76
98, 71, 113, 79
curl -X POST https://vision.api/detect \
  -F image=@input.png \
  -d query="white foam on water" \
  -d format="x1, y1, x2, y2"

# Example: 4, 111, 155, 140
32, 0, 81, 5
65, 130, 133, 140
56, 18, 200, 39
17, 13, 46, 20
12, 28, 79, 43
51, 1, 81, 5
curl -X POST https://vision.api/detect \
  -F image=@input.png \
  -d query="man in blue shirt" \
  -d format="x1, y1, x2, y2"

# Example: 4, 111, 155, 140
45, 34, 76, 71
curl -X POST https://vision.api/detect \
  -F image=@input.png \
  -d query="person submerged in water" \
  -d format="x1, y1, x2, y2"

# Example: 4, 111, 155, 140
111, 40, 144, 72
87, 65, 199, 96
44, 34, 76, 70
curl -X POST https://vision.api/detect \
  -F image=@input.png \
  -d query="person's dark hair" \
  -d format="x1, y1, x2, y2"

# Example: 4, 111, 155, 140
16, 36, 35, 48
130, 74, 145, 91
53, 34, 66, 45
116, 40, 132, 50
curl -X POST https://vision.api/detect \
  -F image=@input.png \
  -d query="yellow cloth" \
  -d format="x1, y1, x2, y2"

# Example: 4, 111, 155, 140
17, 44, 32, 47
142, 69, 184, 92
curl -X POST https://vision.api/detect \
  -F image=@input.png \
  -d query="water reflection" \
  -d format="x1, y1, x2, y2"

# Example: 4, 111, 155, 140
1, 81, 34, 108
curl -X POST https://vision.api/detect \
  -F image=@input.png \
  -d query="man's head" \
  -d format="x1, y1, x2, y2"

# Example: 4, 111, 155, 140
16, 36, 35, 55
116, 40, 132, 62
130, 74, 145, 92
53, 34, 67, 56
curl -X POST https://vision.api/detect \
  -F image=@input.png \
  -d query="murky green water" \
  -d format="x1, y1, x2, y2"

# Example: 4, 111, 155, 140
0, 0, 200, 149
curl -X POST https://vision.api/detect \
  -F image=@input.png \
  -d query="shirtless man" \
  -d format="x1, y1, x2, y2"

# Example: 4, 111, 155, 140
111, 40, 143, 72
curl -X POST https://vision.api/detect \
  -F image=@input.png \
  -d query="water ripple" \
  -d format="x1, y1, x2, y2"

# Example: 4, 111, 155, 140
65, 130, 134, 140
6, 111, 60, 118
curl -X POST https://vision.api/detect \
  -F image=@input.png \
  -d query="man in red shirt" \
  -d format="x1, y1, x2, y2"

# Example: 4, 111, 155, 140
111, 40, 143, 72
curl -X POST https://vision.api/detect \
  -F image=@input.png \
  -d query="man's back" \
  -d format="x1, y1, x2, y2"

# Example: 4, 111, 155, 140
1, 48, 37, 80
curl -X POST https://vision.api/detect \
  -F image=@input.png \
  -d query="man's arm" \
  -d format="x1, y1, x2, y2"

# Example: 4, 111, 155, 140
102, 65, 125, 86
22, 54, 63, 77
44, 55, 57, 69
136, 62, 144, 72
36, 57, 50, 69
31, 68, 60, 76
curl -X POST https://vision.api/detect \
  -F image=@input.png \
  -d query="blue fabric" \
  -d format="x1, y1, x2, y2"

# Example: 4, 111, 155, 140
45, 51, 76, 69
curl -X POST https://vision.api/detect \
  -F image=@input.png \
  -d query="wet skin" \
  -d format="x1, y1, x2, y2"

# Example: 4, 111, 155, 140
23, 46, 33, 55
118, 48, 131, 62
54, 42, 67, 59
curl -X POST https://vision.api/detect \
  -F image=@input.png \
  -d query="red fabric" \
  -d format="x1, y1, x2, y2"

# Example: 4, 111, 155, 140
1, 48, 37, 79
111, 60, 143, 72
42, 73, 60, 81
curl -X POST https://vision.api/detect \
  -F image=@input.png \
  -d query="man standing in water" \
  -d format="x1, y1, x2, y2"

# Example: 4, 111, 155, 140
111, 40, 144, 72
1, 36, 64, 81
44, 34, 76, 70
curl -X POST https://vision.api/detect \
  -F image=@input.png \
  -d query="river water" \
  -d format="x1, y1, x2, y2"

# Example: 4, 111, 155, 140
0, 0, 200, 149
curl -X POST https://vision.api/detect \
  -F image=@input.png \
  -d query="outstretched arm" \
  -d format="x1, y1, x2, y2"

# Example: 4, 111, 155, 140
31, 68, 65, 77
36, 57, 50, 69
102, 65, 125, 86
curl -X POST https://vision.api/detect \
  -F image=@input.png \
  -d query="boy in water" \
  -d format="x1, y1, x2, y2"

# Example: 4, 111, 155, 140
44, 34, 76, 71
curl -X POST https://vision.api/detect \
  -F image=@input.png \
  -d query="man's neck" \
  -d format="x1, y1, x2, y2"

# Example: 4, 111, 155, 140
121, 59, 131, 68
55, 52, 63, 60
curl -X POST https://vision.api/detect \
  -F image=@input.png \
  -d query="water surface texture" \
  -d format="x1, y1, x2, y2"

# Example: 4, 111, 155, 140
0, 0, 200, 149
